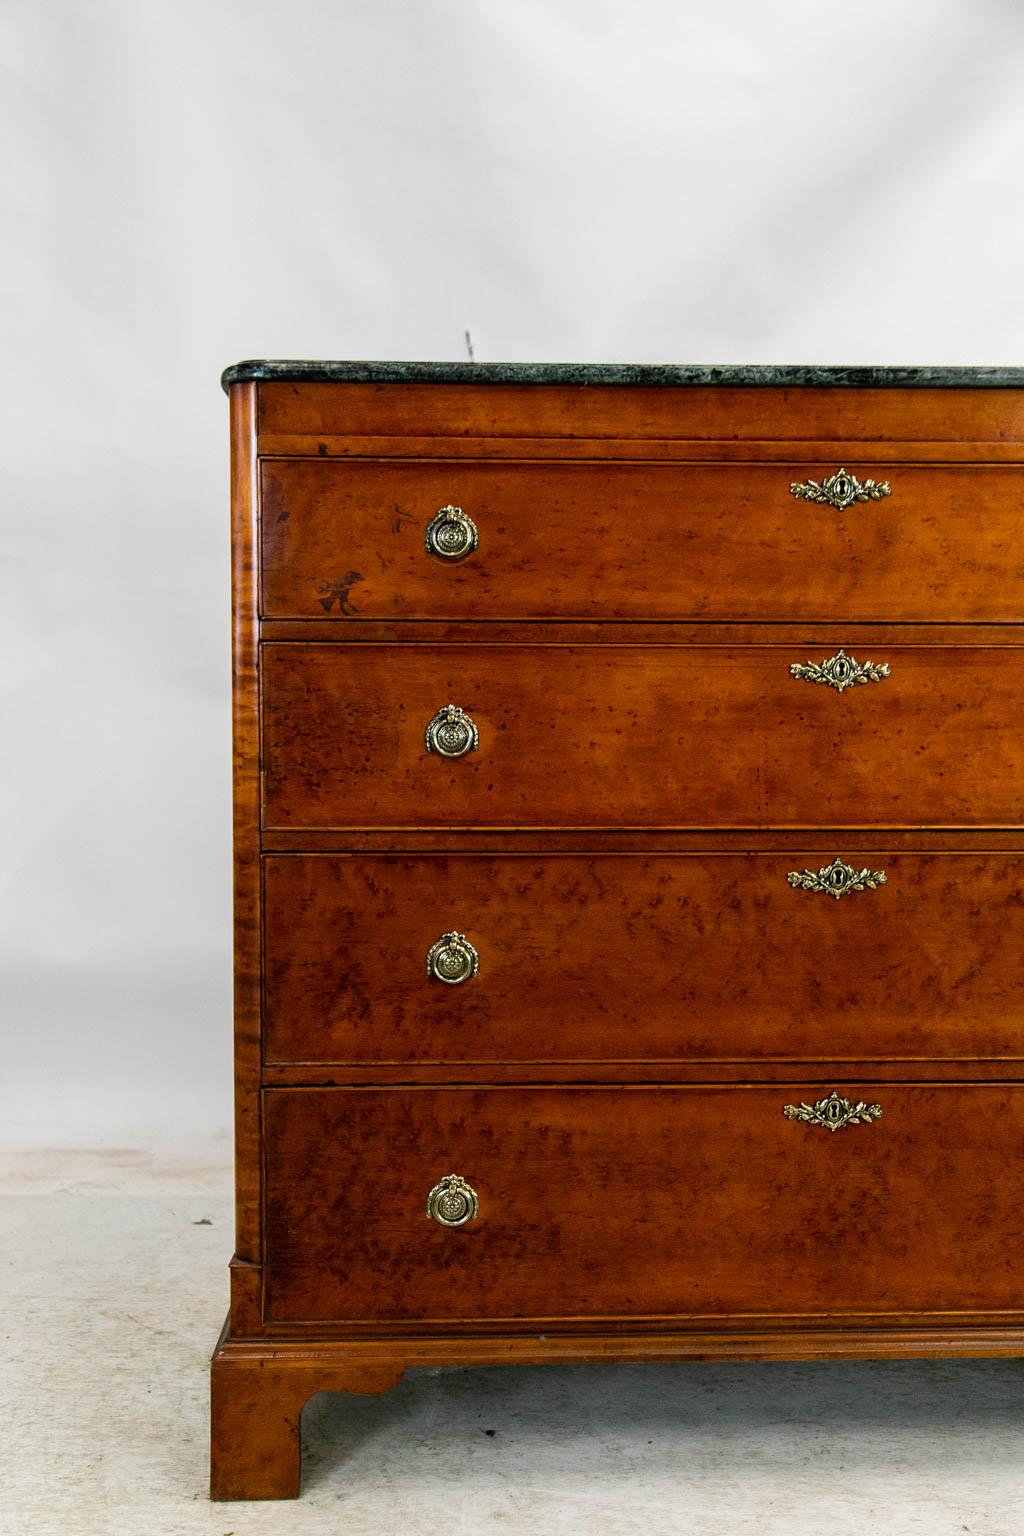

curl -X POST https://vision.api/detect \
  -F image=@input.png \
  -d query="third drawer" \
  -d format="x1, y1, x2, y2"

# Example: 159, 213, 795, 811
261, 642, 1024, 829
263, 852, 1024, 1064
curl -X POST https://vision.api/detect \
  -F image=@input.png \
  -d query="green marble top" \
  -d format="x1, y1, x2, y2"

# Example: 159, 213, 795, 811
221, 359, 1024, 392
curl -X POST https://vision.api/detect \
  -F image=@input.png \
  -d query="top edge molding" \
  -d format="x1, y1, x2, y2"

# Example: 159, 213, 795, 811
221, 360, 1024, 393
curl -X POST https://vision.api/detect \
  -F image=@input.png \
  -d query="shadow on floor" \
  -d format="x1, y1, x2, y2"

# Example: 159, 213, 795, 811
300, 1358, 1024, 1496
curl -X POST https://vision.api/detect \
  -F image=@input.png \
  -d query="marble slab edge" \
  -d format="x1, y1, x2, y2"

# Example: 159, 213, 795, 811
221, 359, 1024, 392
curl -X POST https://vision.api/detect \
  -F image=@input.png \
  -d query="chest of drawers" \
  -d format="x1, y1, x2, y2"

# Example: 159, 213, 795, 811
210, 361, 1024, 1501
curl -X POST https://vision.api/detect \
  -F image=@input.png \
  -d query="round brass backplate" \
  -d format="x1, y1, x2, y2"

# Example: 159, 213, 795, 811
426, 1174, 479, 1227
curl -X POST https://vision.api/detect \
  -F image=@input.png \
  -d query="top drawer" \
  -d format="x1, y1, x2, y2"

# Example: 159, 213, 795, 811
260, 460, 1024, 623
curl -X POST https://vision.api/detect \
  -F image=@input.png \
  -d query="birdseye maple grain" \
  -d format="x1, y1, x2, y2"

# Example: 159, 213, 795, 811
261, 851, 1024, 1066
260, 641, 1024, 831
260, 457, 1024, 624
212, 374, 1024, 1501
261, 1083, 1024, 1326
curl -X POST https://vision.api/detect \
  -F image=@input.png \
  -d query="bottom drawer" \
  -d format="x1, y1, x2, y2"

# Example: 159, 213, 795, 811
264, 1085, 1024, 1325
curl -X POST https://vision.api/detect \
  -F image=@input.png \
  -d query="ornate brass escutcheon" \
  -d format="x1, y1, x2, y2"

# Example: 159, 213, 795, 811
787, 856, 887, 900
790, 647, 890, 693
783, 1091, 883, 1132
789, 467, 891, 510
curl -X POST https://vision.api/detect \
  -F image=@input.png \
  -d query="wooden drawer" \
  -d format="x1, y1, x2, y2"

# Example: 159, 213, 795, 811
255, 378, 1024, 443
263, 852, 1024, 1065
263, 1084, 1024, 1324
261, 642, 1024, 830
261, 460, 1024, 623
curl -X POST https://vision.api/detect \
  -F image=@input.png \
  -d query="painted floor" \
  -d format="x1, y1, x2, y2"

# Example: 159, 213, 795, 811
2, 1143, 1022, 1535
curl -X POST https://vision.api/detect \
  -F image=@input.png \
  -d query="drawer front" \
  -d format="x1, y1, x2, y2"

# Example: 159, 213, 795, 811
264, 853, 1024, 1065
257, 379, 1024, 443
261, 643, 1024, 829
261, 460, 1024, 623
263, 1084, 1024, 1323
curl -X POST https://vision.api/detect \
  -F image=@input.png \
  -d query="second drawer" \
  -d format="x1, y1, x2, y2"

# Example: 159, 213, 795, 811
260, 458, 1024, 623
264, 852, 1024, 1064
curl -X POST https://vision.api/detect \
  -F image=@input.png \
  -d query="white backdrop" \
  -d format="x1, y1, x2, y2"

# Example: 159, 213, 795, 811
3, 0, 1024, 1148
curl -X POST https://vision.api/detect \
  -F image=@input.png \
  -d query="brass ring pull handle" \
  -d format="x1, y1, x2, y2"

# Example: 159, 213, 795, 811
426, 1173, 479, 1226
789, 468, 891, 510
426, 931, 479, 984
425, 704, 479, 758
787, 857, 886, 900
425, 504, 478, 561
790, 648, 890, 693
783, 1091, 883, 1132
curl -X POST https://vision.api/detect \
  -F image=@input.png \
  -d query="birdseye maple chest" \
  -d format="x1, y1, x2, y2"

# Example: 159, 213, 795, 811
211, 360, 1024, 1500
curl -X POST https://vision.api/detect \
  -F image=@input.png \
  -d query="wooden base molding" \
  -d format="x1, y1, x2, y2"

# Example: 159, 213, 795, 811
210, 1317, 1024, 1500
210, 1320, 404, 1500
